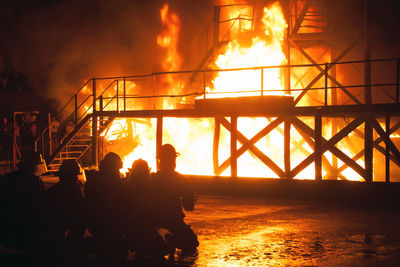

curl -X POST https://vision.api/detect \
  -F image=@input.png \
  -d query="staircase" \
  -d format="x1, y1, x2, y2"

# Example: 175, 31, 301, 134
47, 116, 114, 170
34, 78, 119, 171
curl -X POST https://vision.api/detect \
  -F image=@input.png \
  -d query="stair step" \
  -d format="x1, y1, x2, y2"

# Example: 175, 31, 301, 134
53, 157, 78, 162
60, 151, 82, 155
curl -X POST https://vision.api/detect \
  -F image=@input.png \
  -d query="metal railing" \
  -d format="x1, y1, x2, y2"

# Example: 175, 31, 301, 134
35, 58, 400, 161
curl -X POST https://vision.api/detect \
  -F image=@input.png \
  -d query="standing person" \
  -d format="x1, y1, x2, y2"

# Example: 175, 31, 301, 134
151, 144, 199, 256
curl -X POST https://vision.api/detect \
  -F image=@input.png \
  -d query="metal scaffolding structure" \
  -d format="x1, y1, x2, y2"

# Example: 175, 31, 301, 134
34, 0, 400, 182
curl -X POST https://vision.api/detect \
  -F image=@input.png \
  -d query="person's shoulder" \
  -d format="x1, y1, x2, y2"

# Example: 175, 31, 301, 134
173, 171, 191, 183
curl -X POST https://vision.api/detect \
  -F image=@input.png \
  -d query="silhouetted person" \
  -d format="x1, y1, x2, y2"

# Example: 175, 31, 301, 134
39, 160, 87, 265
85, 152, 126, 264
0, 151, 44, 252
125, 159, 167, 261
151, 144, 199, 256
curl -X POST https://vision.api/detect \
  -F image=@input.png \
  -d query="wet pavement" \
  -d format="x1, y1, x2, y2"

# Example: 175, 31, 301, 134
183, 195, 400, 266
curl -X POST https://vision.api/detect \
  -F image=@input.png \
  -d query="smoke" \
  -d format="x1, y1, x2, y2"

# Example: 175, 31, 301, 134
0, 0, 213, 106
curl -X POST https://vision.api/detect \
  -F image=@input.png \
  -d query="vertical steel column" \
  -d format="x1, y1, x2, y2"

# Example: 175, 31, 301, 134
315, 109, 322, 181
92, 78, 98, 167
230, 116, 238, 177
324, 63, 328, 105
213, 6, 220, 46
284, 117, 291, 178
156, 116, 163, 171
364, 115, 373, 182
213, 117, 221, 174
364, 0, 372, 104
385, 115, 390, 182
285, 0, 291, 95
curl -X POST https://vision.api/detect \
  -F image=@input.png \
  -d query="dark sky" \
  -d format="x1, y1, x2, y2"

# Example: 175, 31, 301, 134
0, 0, 212, 102
0, 0, 399, 103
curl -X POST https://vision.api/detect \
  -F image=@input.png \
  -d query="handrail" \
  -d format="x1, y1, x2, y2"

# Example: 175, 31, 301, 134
35, 57, 400, 162
91, 57, 400, 80
47, 114, 92, 164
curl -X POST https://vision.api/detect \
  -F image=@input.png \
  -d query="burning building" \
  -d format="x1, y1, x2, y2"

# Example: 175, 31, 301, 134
34, 0, 400, 182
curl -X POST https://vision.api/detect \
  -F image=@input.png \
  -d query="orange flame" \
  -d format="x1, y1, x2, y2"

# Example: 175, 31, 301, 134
101, 2, 363, 181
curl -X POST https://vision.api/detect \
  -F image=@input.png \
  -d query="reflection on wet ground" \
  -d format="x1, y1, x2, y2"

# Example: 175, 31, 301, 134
183, 195, 400, 266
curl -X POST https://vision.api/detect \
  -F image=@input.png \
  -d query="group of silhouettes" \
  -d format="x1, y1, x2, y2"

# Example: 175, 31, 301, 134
0, 144, 199, 266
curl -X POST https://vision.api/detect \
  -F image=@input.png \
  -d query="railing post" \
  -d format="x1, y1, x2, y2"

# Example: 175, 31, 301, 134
116, 80, 119, 112
324, 63, 328, 106
92, 78, 98, 167
99, 95, 103, 127
123, 77, 126, 111
41, 132, 44, 159
230, 116, 237, 178
261, 68, 264, 96
203, 72, 206, 99
315, 109, 322, 181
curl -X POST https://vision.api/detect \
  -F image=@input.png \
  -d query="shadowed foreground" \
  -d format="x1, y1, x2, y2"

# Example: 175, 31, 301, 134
184, 195, 400, 266
1, 195, 399, 266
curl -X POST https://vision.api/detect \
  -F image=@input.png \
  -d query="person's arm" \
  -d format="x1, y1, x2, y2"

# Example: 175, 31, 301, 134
181, 175, 196, 211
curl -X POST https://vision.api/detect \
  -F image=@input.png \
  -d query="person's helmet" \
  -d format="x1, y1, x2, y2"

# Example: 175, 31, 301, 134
99, 152, 123, 172
18, 151, 43, 172
57, 159, 82, 183
130, 159, 150, 173
58, 159, 81, 176
158, 144, 180, 161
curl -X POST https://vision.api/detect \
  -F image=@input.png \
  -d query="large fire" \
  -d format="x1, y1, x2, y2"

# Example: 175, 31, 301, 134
100, 2, 362, 181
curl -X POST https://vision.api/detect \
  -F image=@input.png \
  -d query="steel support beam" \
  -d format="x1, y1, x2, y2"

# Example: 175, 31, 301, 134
91, 79, 98, 167
364, 115, 373, 182
315, 109, 322, 180
230, 116, 238, 177
284, 118, 291, 178
156, 116, 163, 171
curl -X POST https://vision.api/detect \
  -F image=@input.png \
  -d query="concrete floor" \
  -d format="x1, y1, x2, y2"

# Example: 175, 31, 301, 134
183, 195, 400, 266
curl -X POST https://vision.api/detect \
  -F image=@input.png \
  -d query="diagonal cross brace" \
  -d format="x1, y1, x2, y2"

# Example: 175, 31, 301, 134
338, 120, 400, 173
290, 117, 366, 178
215, 117, 286, 177
292, 37, 362, 105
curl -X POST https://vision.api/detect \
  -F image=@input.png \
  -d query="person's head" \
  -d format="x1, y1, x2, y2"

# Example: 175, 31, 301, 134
18, 151, 43, 175
99, 152, 123, 176
158, 144, 179, 171
57, 159, 81, 184
129, 159, 150, 180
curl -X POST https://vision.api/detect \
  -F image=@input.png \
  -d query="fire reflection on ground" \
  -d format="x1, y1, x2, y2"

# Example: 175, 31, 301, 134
183, 196, 400, 266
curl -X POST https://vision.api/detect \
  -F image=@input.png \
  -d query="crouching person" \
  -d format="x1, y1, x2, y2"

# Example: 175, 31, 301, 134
40, 159, 87, 266
124, 159, 167, 262
151, 144, 199, 259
